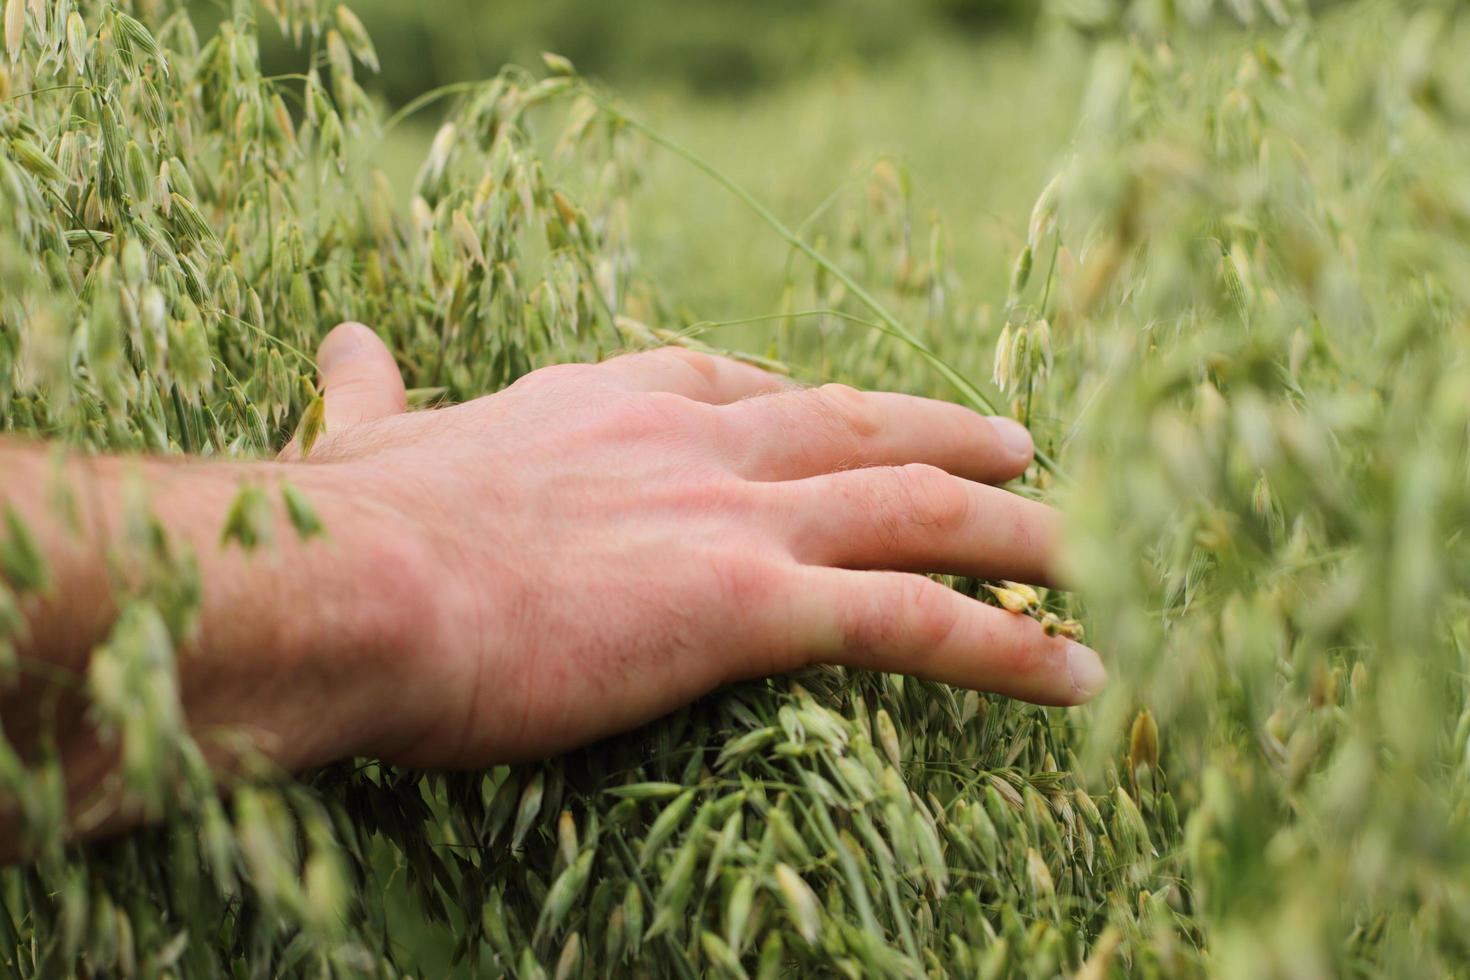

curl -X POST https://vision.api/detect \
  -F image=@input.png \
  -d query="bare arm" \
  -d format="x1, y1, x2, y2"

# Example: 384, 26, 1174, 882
0, 436, 426, 854
0, 323, 1104, 859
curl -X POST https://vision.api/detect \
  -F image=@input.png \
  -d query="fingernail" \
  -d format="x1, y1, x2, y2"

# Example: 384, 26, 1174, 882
1065, 641, 1107, 701
988, 416, 1034, 460
317, 323, 369, 375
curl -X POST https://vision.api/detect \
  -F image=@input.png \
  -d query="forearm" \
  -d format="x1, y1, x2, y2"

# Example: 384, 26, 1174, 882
0, 439, 423, 856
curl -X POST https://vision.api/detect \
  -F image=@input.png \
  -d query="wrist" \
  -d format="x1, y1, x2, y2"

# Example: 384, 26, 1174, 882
0, 443, 448, 848
271, 461, 446, 766
142, 458, 439, 774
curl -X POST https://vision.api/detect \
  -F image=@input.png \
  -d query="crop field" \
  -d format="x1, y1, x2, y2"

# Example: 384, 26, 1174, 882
2, 0, 1470, 977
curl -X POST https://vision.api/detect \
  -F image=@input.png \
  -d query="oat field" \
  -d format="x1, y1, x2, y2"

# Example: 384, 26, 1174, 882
2, 1, 1470, 977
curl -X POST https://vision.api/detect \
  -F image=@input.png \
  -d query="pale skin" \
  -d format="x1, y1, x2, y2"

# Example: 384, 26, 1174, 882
0, 322, 1104, 858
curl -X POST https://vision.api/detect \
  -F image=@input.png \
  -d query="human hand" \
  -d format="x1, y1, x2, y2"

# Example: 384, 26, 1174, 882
292, 323, 1105, 769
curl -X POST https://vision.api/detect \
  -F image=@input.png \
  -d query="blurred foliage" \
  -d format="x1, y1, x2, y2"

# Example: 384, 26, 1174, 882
219, 0, 1034, 103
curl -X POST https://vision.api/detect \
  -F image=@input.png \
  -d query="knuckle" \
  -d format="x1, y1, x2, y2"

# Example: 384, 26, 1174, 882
877, 463, 966, 530
842, 575, 956, 667
842, 596, 901, 662
639, 389, 701, 416
895, 461, 947, 485
661, 346, 719, 378
644, 346, 720, 389
977, 609, 1058, 679
817, 382, 879, 439
714, 558, 800, 682
607, 391, 709, 439
1005, 628, 1061, 680
677, 472, 755, 516
711, 555, 780, 617
516, 362, 593, 389
917, 466, 971, 529
903, 576, 962, 652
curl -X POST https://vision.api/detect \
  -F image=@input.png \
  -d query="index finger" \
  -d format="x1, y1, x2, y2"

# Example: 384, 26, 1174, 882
596, 347, 794, 404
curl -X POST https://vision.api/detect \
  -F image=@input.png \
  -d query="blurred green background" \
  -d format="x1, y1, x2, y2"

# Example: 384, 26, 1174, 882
216, 0, 1080, 330
251, 0, 1037, 101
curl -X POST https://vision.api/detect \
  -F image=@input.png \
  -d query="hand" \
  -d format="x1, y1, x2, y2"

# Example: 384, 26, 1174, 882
298, 323, 1105, 769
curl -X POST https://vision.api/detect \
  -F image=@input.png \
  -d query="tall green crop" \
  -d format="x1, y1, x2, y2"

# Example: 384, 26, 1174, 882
2, 0, 1468, 977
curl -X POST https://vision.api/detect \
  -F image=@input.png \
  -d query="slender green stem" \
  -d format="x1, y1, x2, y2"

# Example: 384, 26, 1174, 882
590, 89, 1061, 477
1038, 230, 1061, 316
794, 180, 852, 241
381, 80, 489, 135
44, 186, 102, 251
212, 309, 317, 368
355, 78, 506, 176
3, 83, 87, 103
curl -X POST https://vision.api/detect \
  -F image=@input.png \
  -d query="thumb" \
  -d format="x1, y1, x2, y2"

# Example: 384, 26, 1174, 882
316, 321, 407, 429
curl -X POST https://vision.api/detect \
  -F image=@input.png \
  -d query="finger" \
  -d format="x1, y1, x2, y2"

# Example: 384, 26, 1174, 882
719, 383, 1033, 483
786, 567, 1104, 705
316, 322, 408, 428
597, 347, 794, 404
774, 463, 1061, 587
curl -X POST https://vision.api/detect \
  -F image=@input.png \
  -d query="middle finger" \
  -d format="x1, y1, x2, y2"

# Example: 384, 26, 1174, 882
717, 383, 1034, 483
769, 462, 1061, 586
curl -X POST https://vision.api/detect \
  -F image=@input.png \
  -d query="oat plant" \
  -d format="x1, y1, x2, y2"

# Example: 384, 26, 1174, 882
3, 0, 1470, 977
